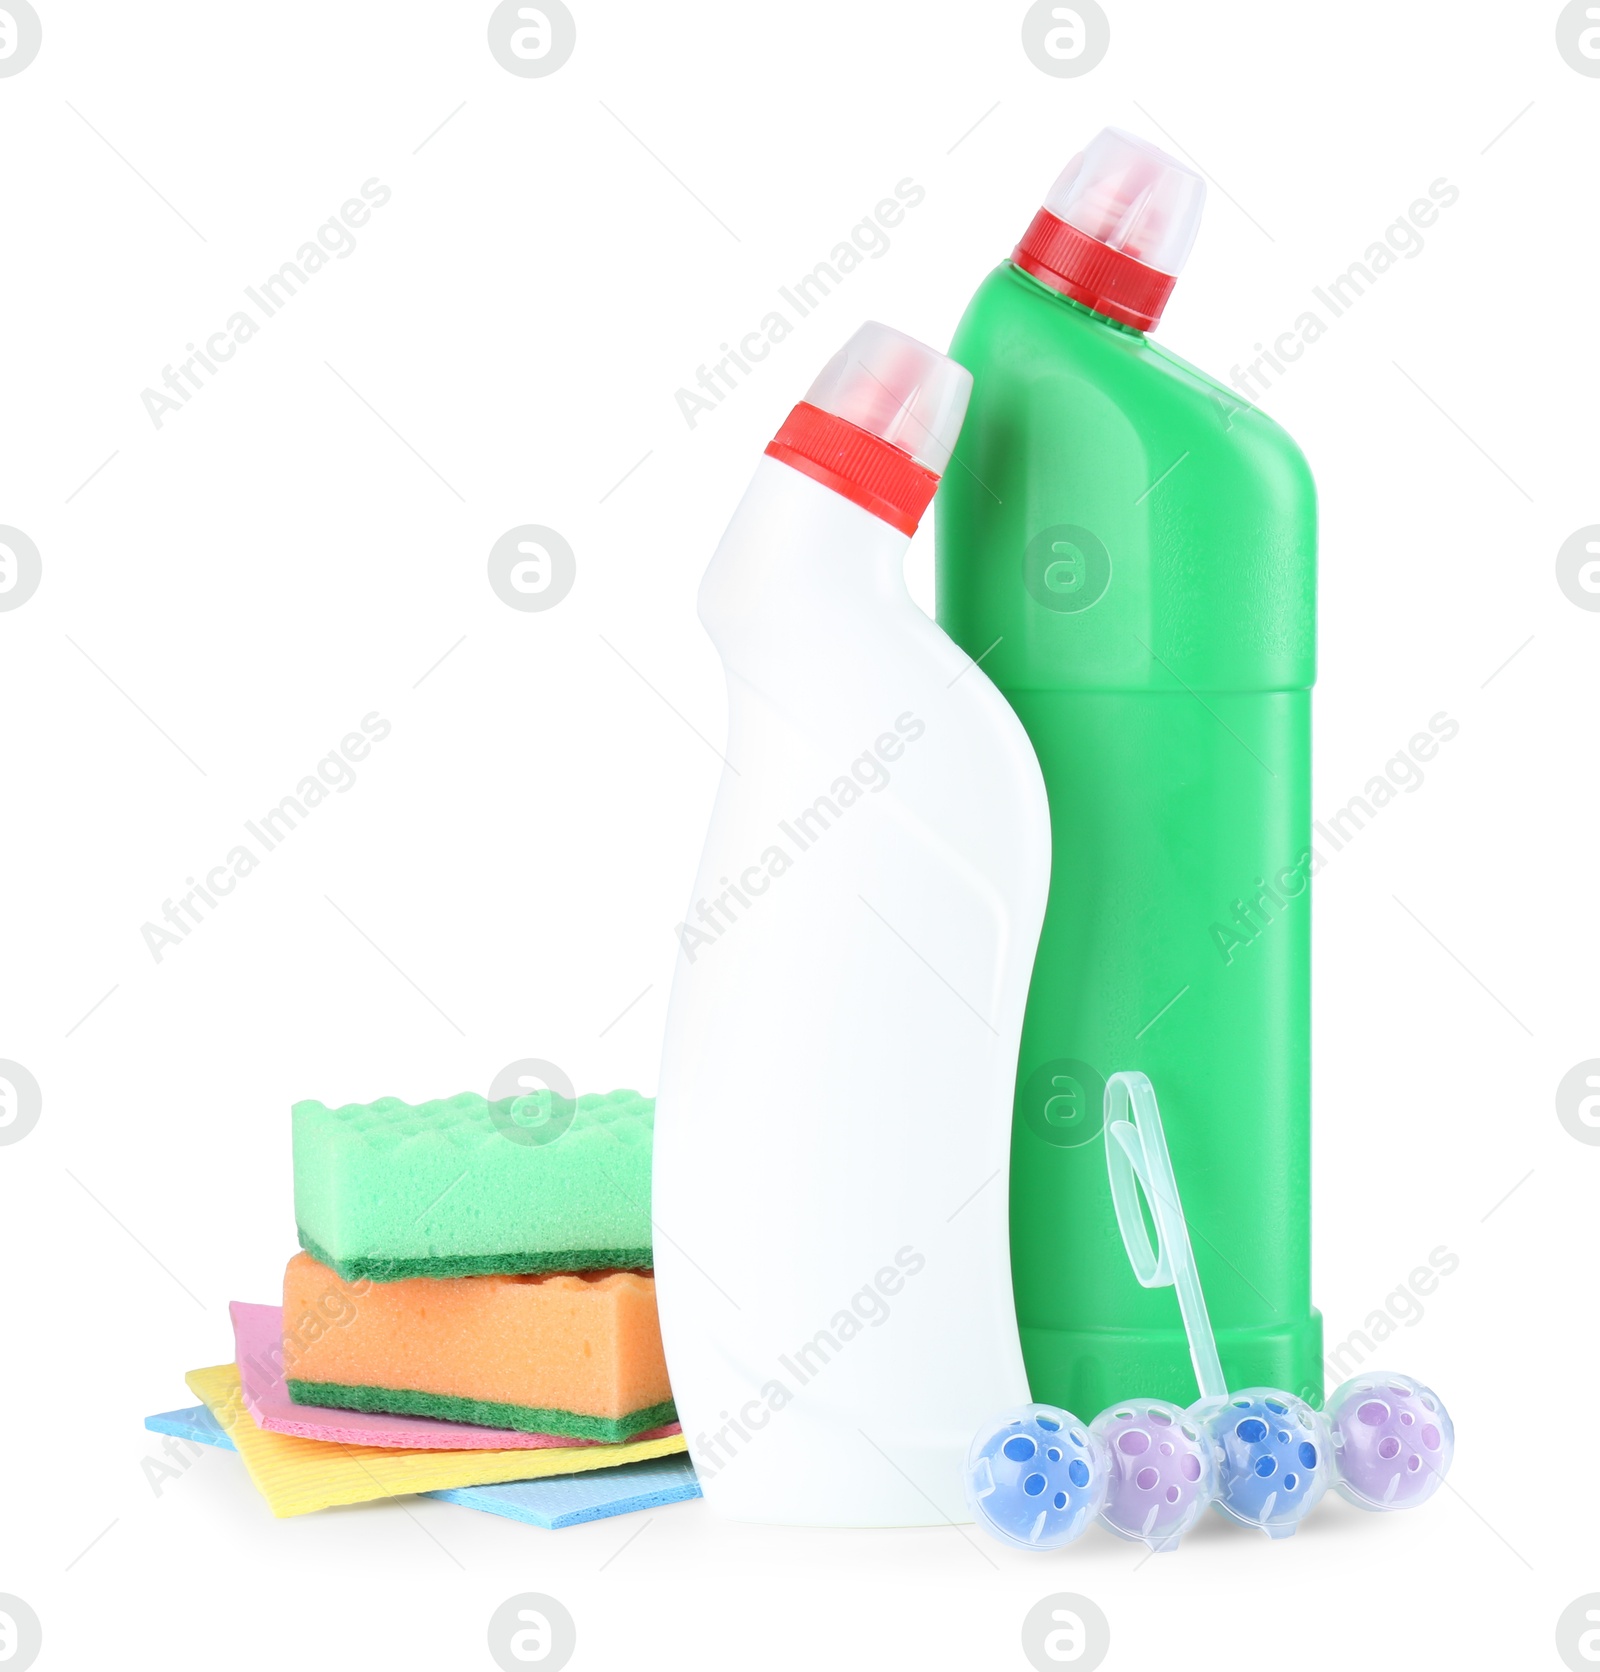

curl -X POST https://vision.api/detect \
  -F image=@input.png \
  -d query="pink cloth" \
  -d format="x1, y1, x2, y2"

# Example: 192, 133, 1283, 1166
231, 1301, 680, 1451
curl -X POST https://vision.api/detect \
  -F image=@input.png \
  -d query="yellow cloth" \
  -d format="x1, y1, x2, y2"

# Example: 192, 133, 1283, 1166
185, 1361, 687, 1518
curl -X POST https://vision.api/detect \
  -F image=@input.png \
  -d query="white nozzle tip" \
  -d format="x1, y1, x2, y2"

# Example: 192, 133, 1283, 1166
802, 322, 972, 475
1043, 126, 1206, 276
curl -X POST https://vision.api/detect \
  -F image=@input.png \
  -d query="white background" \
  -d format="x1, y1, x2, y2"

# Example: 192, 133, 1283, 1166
2, 2, 1596, 1668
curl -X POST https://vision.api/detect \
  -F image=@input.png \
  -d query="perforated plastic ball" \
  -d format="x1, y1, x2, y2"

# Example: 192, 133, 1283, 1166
1195, 1388, 1329, 1538
1326, 1372, 1453, 1511
1089, 1399, 1215, 1552
964, 1403, 1108, 1550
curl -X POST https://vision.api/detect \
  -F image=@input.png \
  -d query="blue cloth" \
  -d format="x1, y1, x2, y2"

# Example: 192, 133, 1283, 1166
143, 1406, 701, 1528
428, 1456, 701, 1528
147, 1405, 235, 1449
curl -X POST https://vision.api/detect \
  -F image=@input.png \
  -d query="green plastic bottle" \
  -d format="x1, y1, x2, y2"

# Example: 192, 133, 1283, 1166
936, 128, 1321, 1415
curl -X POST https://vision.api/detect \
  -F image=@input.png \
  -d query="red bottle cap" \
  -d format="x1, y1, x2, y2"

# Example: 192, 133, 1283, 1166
766, 404, 940, 537
1012, 209, 1178, 333
1012, 127, 1205, 334
764, 323, 970, 536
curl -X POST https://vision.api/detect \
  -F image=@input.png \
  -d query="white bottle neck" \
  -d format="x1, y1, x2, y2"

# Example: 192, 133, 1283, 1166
699, 457, 914, 659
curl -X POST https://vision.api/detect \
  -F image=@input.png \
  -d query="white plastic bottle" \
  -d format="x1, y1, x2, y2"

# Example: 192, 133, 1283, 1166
653, 323, 1052, 1525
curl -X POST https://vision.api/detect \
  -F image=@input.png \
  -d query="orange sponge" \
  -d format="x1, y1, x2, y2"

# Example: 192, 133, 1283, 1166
281, 1252, 674, 1443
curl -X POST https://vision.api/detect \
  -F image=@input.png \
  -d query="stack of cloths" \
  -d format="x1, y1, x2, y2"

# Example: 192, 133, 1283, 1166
150, 1088, 696, 1525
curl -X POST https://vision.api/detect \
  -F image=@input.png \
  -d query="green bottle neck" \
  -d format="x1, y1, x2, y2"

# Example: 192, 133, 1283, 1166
1005, 260, 1149, 339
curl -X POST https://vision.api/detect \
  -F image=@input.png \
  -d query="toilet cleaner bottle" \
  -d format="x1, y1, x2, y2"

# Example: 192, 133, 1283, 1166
655, 322, 1051, 1525
936, 130, 1321, 1416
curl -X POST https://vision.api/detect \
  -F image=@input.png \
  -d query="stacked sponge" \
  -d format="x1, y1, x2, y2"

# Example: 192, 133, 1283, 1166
285, 1088, 673, 1444
293, 1088, 655, 1280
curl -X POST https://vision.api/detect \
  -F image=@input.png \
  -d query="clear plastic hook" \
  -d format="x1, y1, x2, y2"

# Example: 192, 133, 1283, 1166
1103, 1071, 1226, 1403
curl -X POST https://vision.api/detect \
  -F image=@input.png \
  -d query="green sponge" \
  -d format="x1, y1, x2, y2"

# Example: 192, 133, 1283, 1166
283, 1382, 677, 1444
292, 1089, 653, 1282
